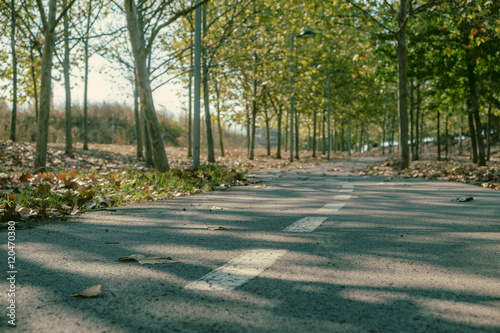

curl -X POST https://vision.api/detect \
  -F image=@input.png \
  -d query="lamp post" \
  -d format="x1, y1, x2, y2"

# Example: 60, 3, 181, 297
289, 29, 315, 162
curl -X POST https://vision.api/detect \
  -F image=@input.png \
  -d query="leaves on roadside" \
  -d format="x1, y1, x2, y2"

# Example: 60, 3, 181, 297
117, 254, 175, 265
137, 257, 175, 265
117, 254, 146, 262
208, 226, 227, 231
72, 284, 102, 298
359, 159, 500, 190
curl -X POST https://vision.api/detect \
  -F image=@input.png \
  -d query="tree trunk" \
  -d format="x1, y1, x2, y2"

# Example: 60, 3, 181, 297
410, 79, 414, 160
30, 48, 39, 123
202, 4, 215, 163
312, 110, 317, 158
467, 62, 485, 166
284, 111, 288, 153
215, 80, 224, 157
63, 0, 73, 156
437, 110, 441, 161
265, 109, 271, 156
445, 113, 449, 160
249, 95, 257, 161
277, 104, 282, 159
187, 29, 193, 158
246, 100, 250, 157
125, 0, 169, 171
34, 0, 57, 172
83, 0, 92, 151
459, 114, 464, 156
396, 0, 410, 169
295, 111, 299, 160
10, 0, 17, 142
142, 106, 154, 167
134, 76, 143, 159
487, 102, 491, 161
414, 82, 420, 161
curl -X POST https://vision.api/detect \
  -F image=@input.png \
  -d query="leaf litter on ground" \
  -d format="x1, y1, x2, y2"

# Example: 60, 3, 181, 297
117, 254, 175, 265
358, 158, 500, 191
0, 141, 255, 223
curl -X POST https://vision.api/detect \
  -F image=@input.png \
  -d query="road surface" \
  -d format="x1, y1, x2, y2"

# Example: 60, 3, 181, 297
2, 157, 500, 332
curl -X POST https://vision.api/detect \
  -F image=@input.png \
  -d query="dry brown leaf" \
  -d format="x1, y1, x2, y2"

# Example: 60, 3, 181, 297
117, 254, 146, 262
72, 284, 102, 298
208, 226, 227, 231
137, 257, 174, 265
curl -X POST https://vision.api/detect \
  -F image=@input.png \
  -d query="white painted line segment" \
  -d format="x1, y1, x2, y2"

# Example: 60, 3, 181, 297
340, 188, 353, 193
282, 216, 329, 233
185, 249, 288, 291
317, 203, 345, 212
334, 194, 351, 200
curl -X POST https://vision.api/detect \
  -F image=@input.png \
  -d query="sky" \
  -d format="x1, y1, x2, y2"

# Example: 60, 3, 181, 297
51, 54, 187, 117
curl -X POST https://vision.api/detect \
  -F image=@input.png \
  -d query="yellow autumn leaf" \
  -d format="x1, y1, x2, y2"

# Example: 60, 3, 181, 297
72, 284, 102, 298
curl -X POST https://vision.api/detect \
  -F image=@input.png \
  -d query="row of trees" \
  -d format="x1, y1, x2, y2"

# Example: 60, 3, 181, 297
0, 0, 499, 172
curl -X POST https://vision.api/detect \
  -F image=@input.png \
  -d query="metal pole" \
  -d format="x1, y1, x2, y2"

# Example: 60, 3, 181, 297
289, 32, 295, 162
327, 74, 331, 160
193, 3, 202, 168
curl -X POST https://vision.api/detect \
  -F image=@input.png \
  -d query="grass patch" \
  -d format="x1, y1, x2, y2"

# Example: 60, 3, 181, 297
0, 165, 248, 223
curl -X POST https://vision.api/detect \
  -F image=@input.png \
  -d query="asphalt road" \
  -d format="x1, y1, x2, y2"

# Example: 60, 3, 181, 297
2, 157, 500, 332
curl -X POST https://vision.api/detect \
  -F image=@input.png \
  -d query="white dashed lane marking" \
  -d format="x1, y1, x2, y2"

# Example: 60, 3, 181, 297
186, 181, 355, 291
316, 203, 345, 212
185, 249, 288, 291
282, 216, 329, 233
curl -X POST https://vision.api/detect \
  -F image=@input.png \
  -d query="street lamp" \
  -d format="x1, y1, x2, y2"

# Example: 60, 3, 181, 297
290, 29, 315, 162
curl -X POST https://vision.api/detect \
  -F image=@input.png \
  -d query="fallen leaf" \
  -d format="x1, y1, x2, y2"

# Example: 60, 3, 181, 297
137, 257, 174, 265
72, 284, 102, 298
457, 196, 474, 202
209, 206, 224, 210
117, 254, 146, 262
208, 226, 227, 231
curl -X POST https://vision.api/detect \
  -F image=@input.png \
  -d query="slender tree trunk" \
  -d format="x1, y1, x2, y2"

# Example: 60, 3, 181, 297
437, 110, 441, 161
322, 110, 326, 155
63, 0, 73, 156
215, 80, 224, 157
487, 102, 491, 161
246, 100, 250, 157
34, 0, 57, 172
250, 95, 257, 161
312, 110, 317, 158
187, 29, 193, 158
410, 78, 414, 160
468, 111, 477, 162
414, 82, 420, 161
30, 48, 39, 123
445, 113, 449, 160
265, 109, 271, 156
467, 62, 485, 166
202, 4, 215, 163
277, 104, 282, 159
295, 111, 299, 160
83, 0, 92, 151
10, 0, 17, 142
125, 0, 169, 171
284, 111, 288, 152
134, 77, 143, 159
396, 0, 410, 169
459, 114, 464, 156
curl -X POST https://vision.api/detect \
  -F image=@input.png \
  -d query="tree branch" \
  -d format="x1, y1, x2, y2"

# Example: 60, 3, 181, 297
146, 0, 210, 56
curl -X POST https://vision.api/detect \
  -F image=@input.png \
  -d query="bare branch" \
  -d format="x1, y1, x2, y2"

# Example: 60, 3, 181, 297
146, 0, 210, 56
36, 0, 47, 31
346, 0, 393, 33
